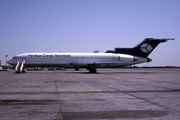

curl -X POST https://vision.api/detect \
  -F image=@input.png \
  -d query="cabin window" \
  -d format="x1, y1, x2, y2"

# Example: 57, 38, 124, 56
13, 57, 17, 59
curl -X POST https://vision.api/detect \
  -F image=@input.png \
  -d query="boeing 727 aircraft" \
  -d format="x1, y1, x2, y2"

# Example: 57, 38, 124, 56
7, 38, 174, 73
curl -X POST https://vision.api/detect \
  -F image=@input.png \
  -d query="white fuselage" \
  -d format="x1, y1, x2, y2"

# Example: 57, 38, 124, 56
7, 53, 149, 68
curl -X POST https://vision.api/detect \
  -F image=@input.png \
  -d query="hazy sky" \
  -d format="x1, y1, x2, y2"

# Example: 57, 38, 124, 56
0, 0, 180, 66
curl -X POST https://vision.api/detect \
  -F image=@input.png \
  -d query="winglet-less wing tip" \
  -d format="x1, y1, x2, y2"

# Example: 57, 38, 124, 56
165, 38, 175, 40
148, 38, 175, 40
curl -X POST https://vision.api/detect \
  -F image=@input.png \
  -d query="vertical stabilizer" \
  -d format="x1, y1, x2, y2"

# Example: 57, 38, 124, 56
109, 38, 174, 57
132, 38, 174, 57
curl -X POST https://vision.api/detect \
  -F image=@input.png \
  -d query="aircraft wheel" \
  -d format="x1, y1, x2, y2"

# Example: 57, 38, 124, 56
89, 68, 97, 73
15, 70, 20, 74
75, 68, 80, 71
22, 70, 26, 73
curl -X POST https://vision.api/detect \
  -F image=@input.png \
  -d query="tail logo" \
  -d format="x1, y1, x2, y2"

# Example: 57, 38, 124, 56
140, 43, 153, 53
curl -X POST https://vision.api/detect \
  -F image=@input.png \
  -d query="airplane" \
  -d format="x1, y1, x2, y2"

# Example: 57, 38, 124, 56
7, 38, 174, 73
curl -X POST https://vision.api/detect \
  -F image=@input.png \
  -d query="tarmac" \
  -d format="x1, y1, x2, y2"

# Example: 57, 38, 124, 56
0, 68, 180, 120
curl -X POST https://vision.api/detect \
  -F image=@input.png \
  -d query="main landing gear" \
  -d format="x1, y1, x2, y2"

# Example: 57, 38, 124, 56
15, 60, 26, 73
88, 68, 97, 73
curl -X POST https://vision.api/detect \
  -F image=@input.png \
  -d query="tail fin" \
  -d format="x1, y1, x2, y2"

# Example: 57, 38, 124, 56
106, 38, 174, 57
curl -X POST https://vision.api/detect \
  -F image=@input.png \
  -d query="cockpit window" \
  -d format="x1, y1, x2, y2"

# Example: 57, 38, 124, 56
13, 57, 18, 59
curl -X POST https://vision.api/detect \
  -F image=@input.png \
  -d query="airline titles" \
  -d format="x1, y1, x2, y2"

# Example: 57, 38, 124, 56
28, 54, 71, 58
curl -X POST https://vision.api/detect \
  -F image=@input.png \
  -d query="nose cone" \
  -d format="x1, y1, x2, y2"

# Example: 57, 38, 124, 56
7, 59, 16, 66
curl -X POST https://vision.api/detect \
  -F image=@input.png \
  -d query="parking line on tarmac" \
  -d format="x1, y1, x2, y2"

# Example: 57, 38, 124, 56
0, 89, 180, 95
101, 79, 113, 80
125, 84, 143, 86
0, 91, 119, 95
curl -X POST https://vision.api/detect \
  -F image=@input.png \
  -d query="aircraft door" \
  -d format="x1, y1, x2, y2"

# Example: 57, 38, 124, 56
16, 57, 26, 63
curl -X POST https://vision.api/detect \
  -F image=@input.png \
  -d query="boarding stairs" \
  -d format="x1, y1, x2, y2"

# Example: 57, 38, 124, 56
15, 60, 26, 73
